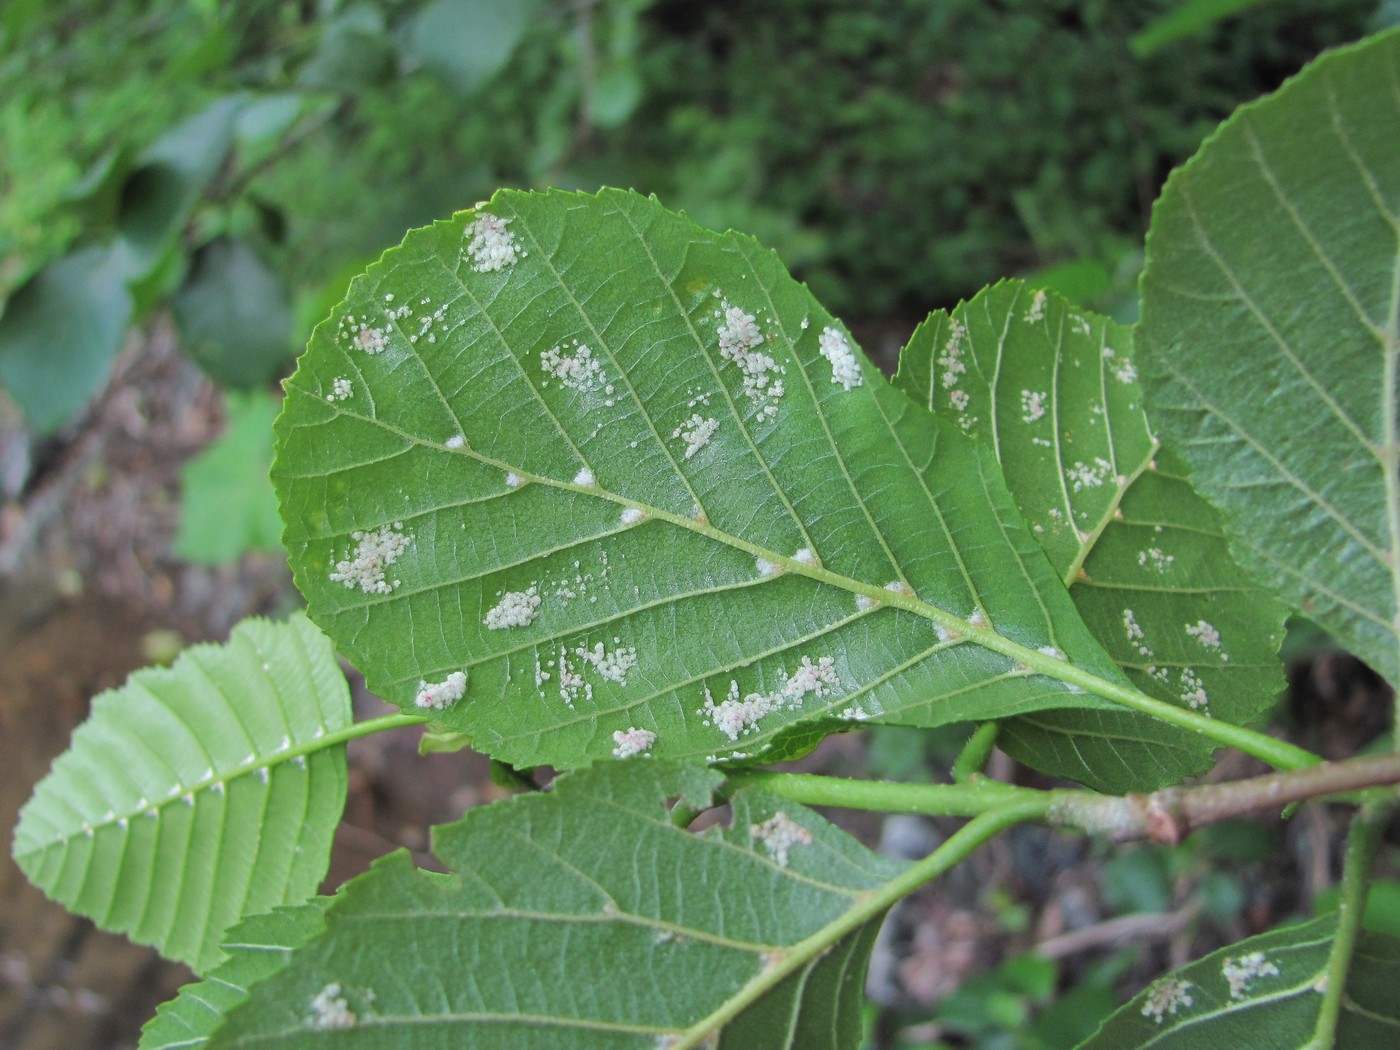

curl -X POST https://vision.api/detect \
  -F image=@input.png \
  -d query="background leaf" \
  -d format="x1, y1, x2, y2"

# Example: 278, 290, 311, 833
12, 614, 351, 973
1139, 28, 1400, 686
897, 281, 1288, 791
273, 188, 1131, 772
1077, 916, 1400, 1048
206, 762, 904, 1049
174, 391, 286, 564
399, 0, 538, 97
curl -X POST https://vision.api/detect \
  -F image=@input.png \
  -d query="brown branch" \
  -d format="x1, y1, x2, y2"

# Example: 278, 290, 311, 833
1047, 752, 1400, 844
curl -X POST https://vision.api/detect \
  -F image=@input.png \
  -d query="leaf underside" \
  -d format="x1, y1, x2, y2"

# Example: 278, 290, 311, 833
1078, 915, 1400, 1048
274, 187, 1131, 774
1139, 28, 1400, 687
897, 281, 1288, 791
204, 763, 902, 1049
12, 613, 351, 973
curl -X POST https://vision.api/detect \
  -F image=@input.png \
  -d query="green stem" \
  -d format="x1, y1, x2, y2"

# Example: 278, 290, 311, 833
672, 801, 1047, 1048
727, 770, 1040, 818
1307, 799, 1392, 1050
952, 723, 1001, 782
316, 712, 430, 751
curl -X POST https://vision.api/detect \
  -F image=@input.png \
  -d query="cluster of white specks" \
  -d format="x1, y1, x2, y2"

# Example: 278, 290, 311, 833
1020, 389, 1047, 423
1024, 289, 1047, 323
612, 727, 656, 759
838, 705, 872, 720
620, 507, 645, 526
576, 640, 638, 684
1122, 609, 1155, 660
340, 316, 387, 355
1141, 977, 1194, 1025
1180, 668, 1209, 712
1067, 457, 1113, 492
463, 213, 522, 272
751, 812, 813, 868
329, 523, 410, 594
554, 649, 592, 708
1138, 547, 1175, 573
406, 297, 450, 345
685, 386, 713, 410
415, 671, 467, 710
1070, 315, 1092, 337
699, 657, 839, 741
445, 433, 465, 449
673, 413, 719, 458
818, 326, 863, 390
326, 377, 353, 402
937, 319, 978, 429
485, 586, 541, 630
540, 340, 613, 399
1185, 619, 1222, 650
1222, 952, 1279, 1000
786, 656, 839, 698
715, 299, 785, 421
1102, 346, 1138, 384
308, 983, 356, 1030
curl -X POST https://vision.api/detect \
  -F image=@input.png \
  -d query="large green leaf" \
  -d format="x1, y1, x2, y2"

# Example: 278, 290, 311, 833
1139, 29, 1400, 685
12, 614, 351, 973
896, 281, 1288, 791
205, 763, 904, 1049
1077, 916, 1400, 1048
273, 188, 1133, 771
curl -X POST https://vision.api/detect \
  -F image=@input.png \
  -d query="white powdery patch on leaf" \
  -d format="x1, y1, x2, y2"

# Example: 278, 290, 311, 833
415, 671, 467, 711
540, 340, 609, 393
699, 656, 838, 741
1141, 977, 1194, 1025
751, 812, 813, 868
575, 640, 638, 684
1067, 457, 1113, 492
672, 413, 719, 458
1186, 619, 1222, 650
463, 213, 521, 272
715, 299, 785, 421
574, 467, 596, 488
1221, 951, 1280, 1000
1180, 668, 1209, 712
308, 983, 356, 1030
329, 523, 410, 595
1122, 608, 1155, 662
555, 648, 592, 708
817, 326, 862, 390
326, 377, 352, 402
620, 507, 645, 526
444, 433, 465, 449
485, 585, 541, 629
1020, 389, 1047, 423
1138, 547, 1175, 573
1024, 288, 1047, 323
612, 726, 656, 759
1103, 346, 1138, 384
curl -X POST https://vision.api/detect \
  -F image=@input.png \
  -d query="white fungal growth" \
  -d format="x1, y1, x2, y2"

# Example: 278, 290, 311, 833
782, 656, 838, 700
1106, 350, 1138, 384
1024, 289, 1047, 323
354, 326, 386, 354
612, 727, 656, 759
485, 586, 541, 630
1222, 952, 1280, 1000
791, 547, 818, 566
699, 656, 838, 741
505, 472, 524, 489
855, 594, 881, 611
1138, 547, 1175, 573
576, 641, 638, 684
1020, 389, 1047, 423
463, 213, 521, 272
308, 983, 356, 1030
818, 326, 862, 390
327, 377, 352, 402
415, 671, 467, 710
884, 580, 914, 596
445, 433, 465, 449
756, 558, 782, 578
966, 607, 988, 630
937, 318, 967, 389
752, 812, 813, 868
541, 341, 607, 392
1186, 620, 1222, 649
1067, 457, 1113, 492
1071, 315, 1092, 337
620, 507, 645, 526
1037, 645, 1066, 660
556, 649, 592, 708
329, 523, 410, 595
673, 413, 720, 458
573, 467, 596, 488
1141, 977, 1194, 1024
1180, 668, 1209, 712
715, 299, 785, 420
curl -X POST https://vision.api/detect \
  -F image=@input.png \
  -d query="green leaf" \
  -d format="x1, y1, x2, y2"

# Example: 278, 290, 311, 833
1129, 0, 1272, 58
12, 614, 351, 973
139, 904, 329, 1050
273, 188, 1130, 771
896, 281, 1288, 790
174, 391, 285, 564
207, 763, 904, 1049
1076, 916, 1400, 1048
173, 236, 293, 388
1139, 29, 1400, 687
0, 244, 134, 433
399, 0, 538, 97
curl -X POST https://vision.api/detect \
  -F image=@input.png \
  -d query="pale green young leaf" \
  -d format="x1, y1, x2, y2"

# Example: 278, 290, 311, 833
896, 282, 1288, 791
207, 763, 903, 1049
12, 614, 351, 973
1077, 916, 1400, 1048
139, 904, 329, 1050
1139, 28, 1400, 686
272, 188, 1130, 771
